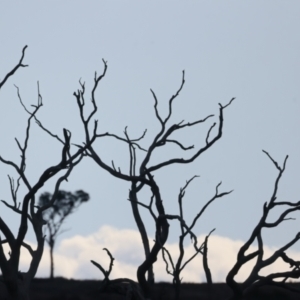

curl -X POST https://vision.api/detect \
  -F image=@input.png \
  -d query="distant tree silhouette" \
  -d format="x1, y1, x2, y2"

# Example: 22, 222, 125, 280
38, 190, 89, 279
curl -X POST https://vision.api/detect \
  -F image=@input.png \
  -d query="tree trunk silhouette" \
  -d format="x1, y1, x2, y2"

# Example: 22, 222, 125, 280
130, 185, 154, 284
49, 238, 55, 280
1, 273, 31, 300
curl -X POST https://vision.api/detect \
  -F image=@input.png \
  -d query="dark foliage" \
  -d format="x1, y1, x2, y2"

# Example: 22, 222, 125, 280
39, 190, 89, 221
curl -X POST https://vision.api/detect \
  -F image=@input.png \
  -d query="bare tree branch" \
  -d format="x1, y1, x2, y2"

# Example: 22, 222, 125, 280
21, 242, 34, 257
0, 45, 28, 90
144, 98, 235, 175
157, 177, 229, 299
91, 248, 115, 283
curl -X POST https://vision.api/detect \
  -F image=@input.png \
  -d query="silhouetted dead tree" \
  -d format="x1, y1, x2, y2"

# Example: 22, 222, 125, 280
160, 177, 231, 299
73, 60, 235, 298
91, 248, 145, 299
226, 150, 300, 300
0, 46, 92, 300
38, 190, 89, 280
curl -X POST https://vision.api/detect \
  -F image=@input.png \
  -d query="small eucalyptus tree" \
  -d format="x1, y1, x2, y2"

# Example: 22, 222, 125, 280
38, 190, 89, 279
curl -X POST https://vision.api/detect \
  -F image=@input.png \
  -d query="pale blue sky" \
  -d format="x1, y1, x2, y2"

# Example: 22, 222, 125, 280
0, 1, 300, 261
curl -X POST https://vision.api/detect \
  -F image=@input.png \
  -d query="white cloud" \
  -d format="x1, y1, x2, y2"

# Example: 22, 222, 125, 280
9, 225, 300, 283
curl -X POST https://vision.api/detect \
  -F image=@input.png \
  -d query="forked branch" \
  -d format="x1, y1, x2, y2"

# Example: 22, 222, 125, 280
91, 248, 114, 282
143, 97, 235, 175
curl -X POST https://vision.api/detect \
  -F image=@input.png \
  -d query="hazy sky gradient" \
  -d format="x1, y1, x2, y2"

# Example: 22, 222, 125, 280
0, 1, 300, 281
